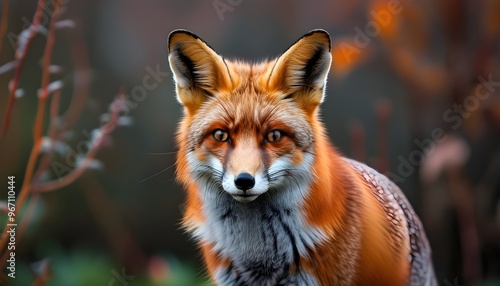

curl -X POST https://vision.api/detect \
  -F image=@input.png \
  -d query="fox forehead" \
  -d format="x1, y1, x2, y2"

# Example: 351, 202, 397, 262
184, 61, 315, 149
215, 60, 275, 97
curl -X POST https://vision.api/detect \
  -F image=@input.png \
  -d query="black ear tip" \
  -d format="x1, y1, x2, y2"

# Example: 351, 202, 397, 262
308, 29, 330, 36
304, 29, 331, 50
167, 29, 200, 51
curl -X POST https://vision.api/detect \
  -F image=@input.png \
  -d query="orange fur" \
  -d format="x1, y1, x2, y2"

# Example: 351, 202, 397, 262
168, 29, 434, 286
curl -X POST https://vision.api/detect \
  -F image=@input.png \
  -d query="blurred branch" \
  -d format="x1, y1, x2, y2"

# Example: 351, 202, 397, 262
82, 176, 147, 272
31, 259, 51, 286
0, 0, 9, 54
446, 166, 482, 285
13, 0, 61, 224
374, 99, 391, 173
1, 0, 47, 139
0, 0, 59, 269
60, 22, 90, 130
0, 2, 124, 278
349, 120, 366, 162
32, 21, 90, 185
16, 191, 40, 263
33, 91, 124, 193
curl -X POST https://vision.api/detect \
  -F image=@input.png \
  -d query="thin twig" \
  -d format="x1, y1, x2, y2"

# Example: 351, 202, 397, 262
0, 0, 9, 54
446, 166, 482, 284
14, 0, 60, 219
35, 158, 100, 193
32, 21, 91, 184
32, 90, 61, 183
374, 99, 391, 173
349, 120, 366, 162
60, 21, 90, 130
81, 176, 147, 271
13, 192, 40, 263
50, 89, 61, 122
1, 0, 47, 139
21, 92, 62, 249
0, 0, 59, 269
33, 91, 124, 193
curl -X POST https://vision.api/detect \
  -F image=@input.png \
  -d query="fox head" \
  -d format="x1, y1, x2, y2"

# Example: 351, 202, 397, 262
168, 30, 332, 204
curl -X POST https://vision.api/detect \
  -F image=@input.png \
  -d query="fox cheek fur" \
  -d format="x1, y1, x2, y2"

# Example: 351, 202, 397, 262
168, 29, 436, 286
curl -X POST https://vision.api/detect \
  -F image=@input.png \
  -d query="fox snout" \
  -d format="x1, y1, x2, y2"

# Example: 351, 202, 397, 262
221, 171, 267, 203
234, 172, 255, 191
212, 137, 269, 203
226, 172, 260, 203
221, 158, 269, 203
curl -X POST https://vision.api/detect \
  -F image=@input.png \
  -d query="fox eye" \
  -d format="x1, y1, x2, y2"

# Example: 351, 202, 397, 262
212, 129, 229, 142
266, 130, 283, 142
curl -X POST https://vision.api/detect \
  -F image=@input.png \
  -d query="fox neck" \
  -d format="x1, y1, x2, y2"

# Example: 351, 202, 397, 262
189, 126, 352, 283
196, 167, 324, 284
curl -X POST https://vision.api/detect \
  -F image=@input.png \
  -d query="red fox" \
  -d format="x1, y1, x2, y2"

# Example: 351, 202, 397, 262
168, 29, 436, 285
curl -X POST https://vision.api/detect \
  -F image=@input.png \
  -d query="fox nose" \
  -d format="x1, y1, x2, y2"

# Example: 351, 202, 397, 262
234, 173, 255, 191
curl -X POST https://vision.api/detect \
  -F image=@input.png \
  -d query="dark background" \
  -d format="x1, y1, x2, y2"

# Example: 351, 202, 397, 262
0, 0, 499, 285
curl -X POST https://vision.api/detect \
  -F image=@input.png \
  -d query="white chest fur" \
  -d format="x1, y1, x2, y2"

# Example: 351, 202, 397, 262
196, 184, 324, 286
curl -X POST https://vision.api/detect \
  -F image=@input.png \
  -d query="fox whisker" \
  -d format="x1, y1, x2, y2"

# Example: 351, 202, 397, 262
137, 161, 177, 183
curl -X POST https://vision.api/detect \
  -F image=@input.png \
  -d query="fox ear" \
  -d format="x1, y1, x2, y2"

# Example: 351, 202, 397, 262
168, 30, 232, 112
268, 30, 332, 113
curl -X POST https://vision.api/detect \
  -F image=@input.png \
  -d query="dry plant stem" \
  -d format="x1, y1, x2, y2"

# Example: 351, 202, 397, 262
1, 197, 50, 284
16, 192, 40, 254
350, 121, 366, 162
446, 167, 482, 285
33, 91, 123, 193
32, 90, 61, 182
0, 193, 40, 269
15, 95, 61, 256
33, 24, 90, 179
34, 156, 100, 193
15, 0, 59, 218
61, 24, 90, 129
49, 89, 61, 122
1, 0, 47, 139
0, 132, 41, 267
0, 0, 59, 268
82, 176, 147, 271
375, 100, 391, 173
0, 0, 9, 54
32, 259, 51, 286
34, 22, 91, 182
0, 272, 7, 285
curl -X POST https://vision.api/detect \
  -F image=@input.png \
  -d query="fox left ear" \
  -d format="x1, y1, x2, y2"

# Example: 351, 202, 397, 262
168, 30, 232, 114
267, 30, 332, 113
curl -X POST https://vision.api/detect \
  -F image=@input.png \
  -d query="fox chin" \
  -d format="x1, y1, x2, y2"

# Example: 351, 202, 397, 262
168, 29, 436, 286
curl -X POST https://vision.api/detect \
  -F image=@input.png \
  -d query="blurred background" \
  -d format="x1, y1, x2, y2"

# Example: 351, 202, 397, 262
0, 0, 499, 285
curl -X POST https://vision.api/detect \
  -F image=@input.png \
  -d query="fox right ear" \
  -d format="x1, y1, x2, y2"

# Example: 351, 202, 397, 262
267, 30, 332, 114
168, 30, 232, 113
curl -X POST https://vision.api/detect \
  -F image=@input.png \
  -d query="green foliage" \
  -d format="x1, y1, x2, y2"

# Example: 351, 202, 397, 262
11, 247, 210, 286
